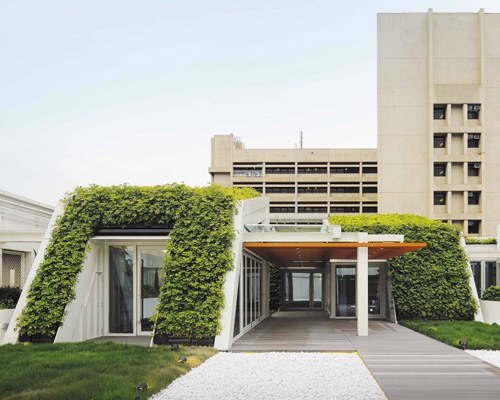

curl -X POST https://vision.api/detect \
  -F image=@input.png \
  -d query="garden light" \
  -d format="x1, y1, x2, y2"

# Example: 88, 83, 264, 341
493, 322, 498, 326
178, 356, 187, 364
171, 343, 179, 351
459, 340, 468, 350
135, 382, 148, 391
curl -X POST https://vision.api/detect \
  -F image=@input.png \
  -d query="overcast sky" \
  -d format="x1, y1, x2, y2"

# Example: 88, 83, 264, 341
2, 0, 500, 205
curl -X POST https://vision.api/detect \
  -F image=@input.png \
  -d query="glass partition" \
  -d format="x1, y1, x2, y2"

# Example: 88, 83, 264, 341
109, 245, 134, 333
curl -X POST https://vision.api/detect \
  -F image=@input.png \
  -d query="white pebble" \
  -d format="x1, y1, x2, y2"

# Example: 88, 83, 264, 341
149, 352, 386, 400
466, 350, 500, 368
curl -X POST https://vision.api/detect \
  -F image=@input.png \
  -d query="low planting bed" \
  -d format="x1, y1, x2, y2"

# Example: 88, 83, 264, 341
400, 319, 500, 350
0, 341, 216, 400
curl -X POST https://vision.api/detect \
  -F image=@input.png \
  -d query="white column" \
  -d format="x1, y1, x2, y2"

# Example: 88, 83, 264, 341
356, 233, 369, 336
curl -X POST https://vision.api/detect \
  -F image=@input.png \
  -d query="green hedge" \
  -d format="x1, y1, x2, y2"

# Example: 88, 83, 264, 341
482, 286, 500, 301
328, 214, 477, 319
465, 237, 497, 244
0, 286, 22, 309
17, 184, 258, 338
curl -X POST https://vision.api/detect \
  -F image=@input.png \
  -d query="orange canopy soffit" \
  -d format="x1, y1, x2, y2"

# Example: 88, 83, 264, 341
243, 242, 426, 268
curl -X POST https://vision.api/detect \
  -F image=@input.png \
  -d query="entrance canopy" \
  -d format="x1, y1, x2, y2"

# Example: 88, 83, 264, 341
243, 242, 426, 268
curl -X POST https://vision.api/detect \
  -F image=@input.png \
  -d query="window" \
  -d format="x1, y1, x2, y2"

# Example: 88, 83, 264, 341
331, 167, 359, 174
468, 191, 480, 205
270, 206, 295, 213
434, 192, 446, 205
330, 187, 359, 194
266, 187, 295, 194
330, 206, 360, 213
468, 163, 480, 177
266, 167, 295, 174
434, 134, 446, 148
298, 206, 327, 213
297, 167, 327, 174
362, 186, 377, 194
298, 186, 327, 194
362, 166, 377, 174
470, 261, 481, 297
233, 168, 263, 177
485, 262, 497, 291
467, 104, 480, 120
434, 105, 446, 120
467, 134, 480, 148
434, 163, 446, 177
362, 206, 377, 213
468, 220, 480, 234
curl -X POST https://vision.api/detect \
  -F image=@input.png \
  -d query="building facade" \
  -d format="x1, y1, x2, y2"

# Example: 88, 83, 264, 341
209, 134, 378, 224
210, 10, 500, 237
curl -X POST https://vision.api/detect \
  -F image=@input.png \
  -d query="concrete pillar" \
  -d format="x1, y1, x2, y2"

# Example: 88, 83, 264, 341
357, 233, 369, 336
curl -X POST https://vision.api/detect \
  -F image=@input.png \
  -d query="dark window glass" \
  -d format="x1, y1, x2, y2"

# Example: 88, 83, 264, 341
434, 134, 446, 148
297, 206, 327, 213
298, 186, 327, 193
266, 167, 295, 174
362, 187, 377, 194
330, 206, 360, 213
330, 187, 360, 194
233, 279, 240, 337
331, 167, 360, 174
233, 168, 263, 177
470, 261, 481, 297
468, 104, 480, 119
270, 206, 295, 213
297, 167, 327, 174
434, 163, 446, 177
434, 105, 446, 120
468, 220, 480, 234
362, 207, 378, 213
467, 134, 480, 148
486, 262, 497, 291
362, 167, 377, 174
468, 163, 480, 177
434, 192, 446, 205
468, 191, 480, 205
266, 187, 295, 194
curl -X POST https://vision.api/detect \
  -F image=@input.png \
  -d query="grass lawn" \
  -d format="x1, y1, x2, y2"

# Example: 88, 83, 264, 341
400, 319, 500, 350
0, 341, 217, 400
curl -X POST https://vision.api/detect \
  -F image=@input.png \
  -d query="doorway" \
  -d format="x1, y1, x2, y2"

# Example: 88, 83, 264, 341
108, 245, 164, 335
334, 264, 383, 318
283, 271, 323, 310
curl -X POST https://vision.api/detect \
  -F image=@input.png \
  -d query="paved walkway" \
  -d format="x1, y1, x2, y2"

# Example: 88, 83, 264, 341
231, 311, 500, 399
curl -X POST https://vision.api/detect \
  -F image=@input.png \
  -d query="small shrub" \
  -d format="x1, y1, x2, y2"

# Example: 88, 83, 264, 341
465, 237, 497, 245
0, 286, 21, 309
482, 286, 500, 301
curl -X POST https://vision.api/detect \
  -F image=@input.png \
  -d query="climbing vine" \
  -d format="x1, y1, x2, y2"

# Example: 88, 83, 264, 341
329, 214, 477, 319
17, 184, 258, 338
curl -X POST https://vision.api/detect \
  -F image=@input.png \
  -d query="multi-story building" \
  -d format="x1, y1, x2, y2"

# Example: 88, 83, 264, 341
378, 9, 500, 236
210, 9, 500, 237
209, 134, 378, 224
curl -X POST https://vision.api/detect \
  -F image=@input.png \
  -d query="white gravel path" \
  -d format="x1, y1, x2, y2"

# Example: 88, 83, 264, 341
150, 352, 386, 400
466, 350, 500, 368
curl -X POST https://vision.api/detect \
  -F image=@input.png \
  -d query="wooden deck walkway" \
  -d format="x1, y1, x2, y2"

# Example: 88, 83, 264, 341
230, 311, 500, 399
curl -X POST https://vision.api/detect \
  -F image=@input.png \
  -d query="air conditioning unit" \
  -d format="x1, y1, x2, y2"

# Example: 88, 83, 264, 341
474, 163, 481, 169
468, 192, 474, 197
474, 135, 480, 139
474, 105, 481, 112
468, 134, 474, 139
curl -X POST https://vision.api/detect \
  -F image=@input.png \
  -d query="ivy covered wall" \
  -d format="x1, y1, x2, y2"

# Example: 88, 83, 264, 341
18, 184, 258, 339
329, 214, 477, 319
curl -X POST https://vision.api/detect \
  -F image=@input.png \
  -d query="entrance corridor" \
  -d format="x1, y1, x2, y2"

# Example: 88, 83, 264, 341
230, 311, 500, 400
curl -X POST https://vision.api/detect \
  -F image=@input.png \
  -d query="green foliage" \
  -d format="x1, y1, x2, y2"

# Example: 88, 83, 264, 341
329, 214, 477, 319
482, 286, 500, 301
269, 264, 281, 312
465, 237, 497, 244
18, 184, 259, 338
0, 286, 21, 309
401, 319, 500, 350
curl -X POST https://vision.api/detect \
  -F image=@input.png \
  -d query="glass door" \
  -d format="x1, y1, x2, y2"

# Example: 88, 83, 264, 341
335, 265, 382, 317
138, 247, 165, 334
108, 244, 165, 335
283, 271, 323, 310
109, 245, 135, 333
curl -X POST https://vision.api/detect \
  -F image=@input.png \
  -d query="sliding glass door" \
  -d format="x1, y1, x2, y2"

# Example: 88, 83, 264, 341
108, 244, 165, 335
283, 271, 323, 310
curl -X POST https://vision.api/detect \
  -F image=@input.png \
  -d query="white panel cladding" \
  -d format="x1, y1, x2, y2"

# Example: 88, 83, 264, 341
54, 241, 104, 343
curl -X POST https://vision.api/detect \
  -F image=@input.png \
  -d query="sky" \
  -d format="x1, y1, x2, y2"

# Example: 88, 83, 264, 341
2, 0, 500, 205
